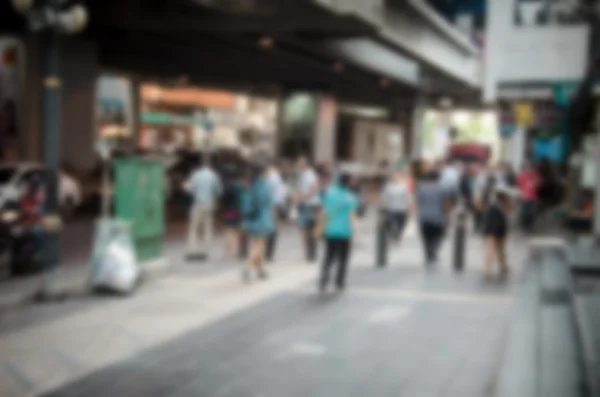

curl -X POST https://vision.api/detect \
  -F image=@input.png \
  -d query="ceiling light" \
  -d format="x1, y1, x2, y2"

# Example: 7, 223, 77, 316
10, 0, 34, 14
332, 61, 345, 72
56, 5, 88, 34
440, 97, 453, 108
259, 36, 274, 49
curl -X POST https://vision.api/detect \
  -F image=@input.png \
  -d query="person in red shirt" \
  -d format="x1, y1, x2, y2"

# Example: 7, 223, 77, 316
517, 162, 540, 232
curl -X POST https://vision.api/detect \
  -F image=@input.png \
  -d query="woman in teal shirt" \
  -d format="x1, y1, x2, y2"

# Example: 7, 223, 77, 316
319, 173, 358, 292
241, 164, 275, 282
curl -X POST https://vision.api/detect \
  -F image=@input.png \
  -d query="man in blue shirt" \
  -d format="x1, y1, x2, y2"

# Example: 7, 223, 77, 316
416, 170, 451, 265
319, 173, 358, 292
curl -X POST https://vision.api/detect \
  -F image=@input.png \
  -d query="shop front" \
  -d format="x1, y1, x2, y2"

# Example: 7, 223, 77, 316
138, 84, 278, 159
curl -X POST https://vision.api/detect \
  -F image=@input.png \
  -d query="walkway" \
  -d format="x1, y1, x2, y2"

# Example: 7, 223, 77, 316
0, 217, 528, 397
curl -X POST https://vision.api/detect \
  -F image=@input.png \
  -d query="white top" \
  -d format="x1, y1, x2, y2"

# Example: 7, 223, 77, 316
298, 168, 320, 206
440, 164, 461, 191
267, 168, 287, 206
381, 180, 411, 212
186, 166, 222, 206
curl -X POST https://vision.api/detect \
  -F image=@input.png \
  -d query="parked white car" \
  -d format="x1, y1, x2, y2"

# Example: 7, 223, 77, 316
0, 163, 82, 216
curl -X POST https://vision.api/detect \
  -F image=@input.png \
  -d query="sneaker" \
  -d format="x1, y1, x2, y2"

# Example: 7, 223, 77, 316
257, 270, 269, 280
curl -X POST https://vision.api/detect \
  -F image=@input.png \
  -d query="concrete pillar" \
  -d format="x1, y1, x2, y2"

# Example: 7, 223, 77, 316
594, 130, 600, 240
274, 90, 284, 158
59, 36, 98, 175
21, 34, 42, 162
409, 93, 427, 159
130, 77, 141, 147
313, 95, 337, 164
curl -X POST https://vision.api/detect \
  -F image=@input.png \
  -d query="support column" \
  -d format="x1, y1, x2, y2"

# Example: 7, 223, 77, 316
130, 77, 141, 147
313, 95, 337, 164
594, 127, 600, 241
409, 93, 427, 159
274, 90, 285, 158
60, 36, 98, 174
22, 34, 43, 162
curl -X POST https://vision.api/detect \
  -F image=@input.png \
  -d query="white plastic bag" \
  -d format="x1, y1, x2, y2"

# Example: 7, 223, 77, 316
94, 240, 138, 294
91, 219, 139, 294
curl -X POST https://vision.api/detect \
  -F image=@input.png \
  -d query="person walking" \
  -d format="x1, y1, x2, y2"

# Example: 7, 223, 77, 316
265, 161, 287, 263
415, 171, 451, 265
440, 158, 461, 206
482, 186, 512, 278
220, 164, 243, 260
241, 164, 275, 282
186, 157, 223, 260
318, 173, 358, 292
295, 157, 321, 262
381, 169, 413, 243
517, 161, 540, 232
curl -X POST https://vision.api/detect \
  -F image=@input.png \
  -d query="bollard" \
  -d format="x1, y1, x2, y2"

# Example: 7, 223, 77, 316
376, 211, 388, 268
453, 210, 467, 271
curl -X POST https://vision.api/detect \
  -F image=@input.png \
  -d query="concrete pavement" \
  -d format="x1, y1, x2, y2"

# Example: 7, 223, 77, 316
0, 216, 529, 397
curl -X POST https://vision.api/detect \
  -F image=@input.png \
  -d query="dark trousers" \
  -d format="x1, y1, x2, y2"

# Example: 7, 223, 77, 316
320, 238, 351, 289
519, 200, 537, 232
266, 230, 277, 262
385, 211, 408, 241
474, 210, 484, 234
419, 221, 445, 263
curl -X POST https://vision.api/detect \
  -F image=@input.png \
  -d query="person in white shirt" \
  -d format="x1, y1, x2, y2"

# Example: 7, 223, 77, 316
295, 156, 321, 262
265, 162, 287, 262
439, 159, 461, 204
185, 158, 223, 260
381, 169, 414, 242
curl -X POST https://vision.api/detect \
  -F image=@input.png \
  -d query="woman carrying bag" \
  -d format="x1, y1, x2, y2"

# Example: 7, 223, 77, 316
316, 173, 359, 292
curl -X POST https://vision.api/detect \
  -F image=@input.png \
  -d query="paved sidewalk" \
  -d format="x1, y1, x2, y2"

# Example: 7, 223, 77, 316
0, 260, 318, 397
0, 212, 530, 397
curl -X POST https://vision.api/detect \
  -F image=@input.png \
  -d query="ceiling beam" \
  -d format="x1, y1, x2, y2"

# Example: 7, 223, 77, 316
92, 10, 374, 36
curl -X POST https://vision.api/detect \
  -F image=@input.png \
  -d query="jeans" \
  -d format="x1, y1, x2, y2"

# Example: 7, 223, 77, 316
385, 211, 408, 241
266, 230, 277, 262
419, 221, 445, 264
320, 238, 351, 289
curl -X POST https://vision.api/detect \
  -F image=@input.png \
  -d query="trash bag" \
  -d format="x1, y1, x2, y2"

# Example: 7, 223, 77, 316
91, 219, 139, 295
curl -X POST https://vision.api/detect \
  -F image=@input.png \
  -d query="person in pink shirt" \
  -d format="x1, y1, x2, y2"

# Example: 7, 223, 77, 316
517, 162, 540, 232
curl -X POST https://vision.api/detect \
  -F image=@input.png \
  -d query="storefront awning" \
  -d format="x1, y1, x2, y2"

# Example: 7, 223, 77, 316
141, 112, 209, 126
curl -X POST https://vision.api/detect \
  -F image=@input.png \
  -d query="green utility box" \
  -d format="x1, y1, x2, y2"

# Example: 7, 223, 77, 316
114, 157, 166, 263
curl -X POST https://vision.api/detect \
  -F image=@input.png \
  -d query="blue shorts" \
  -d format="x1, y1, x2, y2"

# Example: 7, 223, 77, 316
299, 205, 320, 230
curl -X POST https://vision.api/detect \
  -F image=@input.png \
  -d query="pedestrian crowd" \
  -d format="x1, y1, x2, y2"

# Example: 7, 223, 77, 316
182, 154, 566, 291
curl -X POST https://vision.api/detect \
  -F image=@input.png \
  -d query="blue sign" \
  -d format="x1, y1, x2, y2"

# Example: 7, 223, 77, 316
500, 124, 516, 138
534, 136, 563, 162
553, 83, 579, 107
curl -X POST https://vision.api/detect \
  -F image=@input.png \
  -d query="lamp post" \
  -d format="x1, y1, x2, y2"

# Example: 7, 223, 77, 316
11, 0, 88, 300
